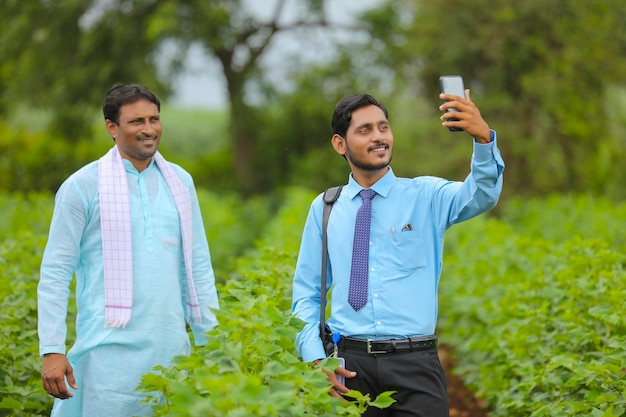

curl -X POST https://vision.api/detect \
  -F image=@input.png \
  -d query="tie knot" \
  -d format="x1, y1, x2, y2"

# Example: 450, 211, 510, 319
359, 189, 376, 201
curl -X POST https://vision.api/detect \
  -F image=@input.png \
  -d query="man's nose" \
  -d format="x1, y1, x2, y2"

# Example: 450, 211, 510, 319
373, 129, 387, 141
141, 120, 157, 135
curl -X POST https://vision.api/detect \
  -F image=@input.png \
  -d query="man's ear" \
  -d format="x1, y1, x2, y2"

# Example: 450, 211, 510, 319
105, 119, 117, 140
331, 134, 346, 156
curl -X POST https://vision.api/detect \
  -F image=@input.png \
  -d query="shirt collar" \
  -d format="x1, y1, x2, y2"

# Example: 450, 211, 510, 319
346, 167, 396, 200
122, 157, 156, 174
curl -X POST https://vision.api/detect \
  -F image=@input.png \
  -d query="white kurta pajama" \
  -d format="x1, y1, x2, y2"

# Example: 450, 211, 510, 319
38, 154, 218, 417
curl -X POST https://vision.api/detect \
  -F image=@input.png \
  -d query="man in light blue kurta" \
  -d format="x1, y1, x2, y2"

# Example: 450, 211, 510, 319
38, 84, 219, 416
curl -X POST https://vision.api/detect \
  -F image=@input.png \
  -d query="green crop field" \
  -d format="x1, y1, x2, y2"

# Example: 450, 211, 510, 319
0, 190, 624, 416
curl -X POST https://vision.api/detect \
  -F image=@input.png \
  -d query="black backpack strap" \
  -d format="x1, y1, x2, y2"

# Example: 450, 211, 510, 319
323, 185, 343, 205
322, 186, 342, 232
319, 186, 343, 339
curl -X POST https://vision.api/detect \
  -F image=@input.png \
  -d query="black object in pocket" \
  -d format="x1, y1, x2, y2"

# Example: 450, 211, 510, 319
322, 326, 335, 357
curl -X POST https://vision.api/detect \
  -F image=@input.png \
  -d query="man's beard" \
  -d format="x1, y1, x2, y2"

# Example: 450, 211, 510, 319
345, 147, 392, 171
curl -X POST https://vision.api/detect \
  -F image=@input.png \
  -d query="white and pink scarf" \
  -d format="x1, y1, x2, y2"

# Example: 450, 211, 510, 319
98, 145, 201, 328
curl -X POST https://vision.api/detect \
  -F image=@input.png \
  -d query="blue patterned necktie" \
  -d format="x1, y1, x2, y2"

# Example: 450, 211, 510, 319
348, 189, 376, 311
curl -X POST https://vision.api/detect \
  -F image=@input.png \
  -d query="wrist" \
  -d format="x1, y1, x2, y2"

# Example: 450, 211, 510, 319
475, 129, 493, 144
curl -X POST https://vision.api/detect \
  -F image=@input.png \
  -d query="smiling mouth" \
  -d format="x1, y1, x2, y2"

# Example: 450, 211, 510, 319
369, 145, 388, 153
138, 136, 157, 143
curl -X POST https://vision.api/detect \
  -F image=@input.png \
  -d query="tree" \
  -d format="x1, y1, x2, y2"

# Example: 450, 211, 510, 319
0, 0, 166, 138
359, 0, 626, 196
146, 0, 342, 193
1, 0, 345, 194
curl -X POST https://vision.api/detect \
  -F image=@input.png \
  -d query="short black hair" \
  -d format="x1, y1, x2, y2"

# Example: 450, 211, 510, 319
331, 94, 388, 138
102, 84, 161, 124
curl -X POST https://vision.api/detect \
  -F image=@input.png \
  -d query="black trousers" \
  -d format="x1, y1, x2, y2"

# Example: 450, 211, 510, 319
340, 346, 449, 417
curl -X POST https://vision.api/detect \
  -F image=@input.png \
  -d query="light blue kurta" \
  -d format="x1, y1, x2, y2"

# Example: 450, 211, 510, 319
38, 157, 219, 416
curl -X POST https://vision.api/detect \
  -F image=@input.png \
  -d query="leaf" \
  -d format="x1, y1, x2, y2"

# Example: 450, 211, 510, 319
370, 391, 397, 409
0, 396, 23, 410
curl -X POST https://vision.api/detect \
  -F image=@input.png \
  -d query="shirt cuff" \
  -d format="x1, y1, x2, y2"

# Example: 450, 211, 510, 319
300, 342, 327, 363
40, 345, 66, 358
473, 130, 497, 162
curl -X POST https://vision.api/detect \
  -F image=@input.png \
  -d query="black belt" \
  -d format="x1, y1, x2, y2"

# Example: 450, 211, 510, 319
341, 335, 437, 354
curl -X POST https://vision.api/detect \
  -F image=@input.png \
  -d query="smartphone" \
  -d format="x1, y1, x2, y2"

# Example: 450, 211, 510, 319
336, 357, 345, 386
439, 75, 465, 132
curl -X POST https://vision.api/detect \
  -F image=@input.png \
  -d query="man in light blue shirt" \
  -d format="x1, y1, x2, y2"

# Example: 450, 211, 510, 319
292, 91, 504, 416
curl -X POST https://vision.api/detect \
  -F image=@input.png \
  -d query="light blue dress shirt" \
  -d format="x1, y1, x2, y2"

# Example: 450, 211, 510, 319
292, 134, 504, 362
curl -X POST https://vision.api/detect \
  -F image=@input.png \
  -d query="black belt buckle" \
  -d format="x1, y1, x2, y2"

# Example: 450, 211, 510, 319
366, 340, 388, 354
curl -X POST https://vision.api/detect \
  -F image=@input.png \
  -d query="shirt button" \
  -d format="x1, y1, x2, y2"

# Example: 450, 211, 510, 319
376, 321, 381, 326
373, 293, 378, 298
370, 267, 375, 272
369, 241, 373, 246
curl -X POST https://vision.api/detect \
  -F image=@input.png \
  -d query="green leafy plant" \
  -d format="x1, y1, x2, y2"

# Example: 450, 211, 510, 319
3, 190, 625, 416
0, 236, 52, 416
138, 276, 394, 416
137, 187, 396, 416
439, 196, 626, 416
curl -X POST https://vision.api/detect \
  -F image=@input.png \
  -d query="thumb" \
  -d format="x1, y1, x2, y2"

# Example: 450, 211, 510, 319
336, 366, 357, 378
66, 365, 78, 390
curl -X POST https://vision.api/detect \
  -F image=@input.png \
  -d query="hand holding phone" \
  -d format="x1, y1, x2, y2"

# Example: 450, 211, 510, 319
439, 75, 465, 132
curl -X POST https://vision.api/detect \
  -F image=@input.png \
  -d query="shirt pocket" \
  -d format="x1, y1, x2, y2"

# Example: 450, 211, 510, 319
160, 207, 182, 253
382, 226, 427, 273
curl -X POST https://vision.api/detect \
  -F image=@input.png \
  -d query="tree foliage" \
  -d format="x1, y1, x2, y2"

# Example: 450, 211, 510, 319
0, 0, 338, 194
0, 0, 166, 138
2, 0, 626, 198
361, 0, 626, 196
145, 0, 336, 193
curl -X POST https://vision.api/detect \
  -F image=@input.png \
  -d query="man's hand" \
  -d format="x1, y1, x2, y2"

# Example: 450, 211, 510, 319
325, 366, 357, 399
42, 353, 78, 399
314, 359, 357, 399
439, 89, 491, 143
